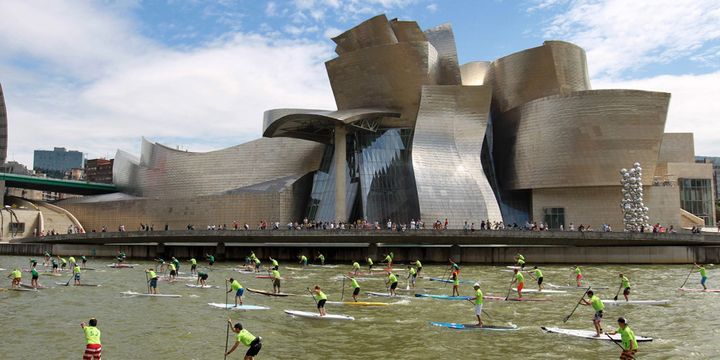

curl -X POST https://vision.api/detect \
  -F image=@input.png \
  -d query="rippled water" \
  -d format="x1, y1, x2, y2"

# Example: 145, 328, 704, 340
1, 255, 718, 359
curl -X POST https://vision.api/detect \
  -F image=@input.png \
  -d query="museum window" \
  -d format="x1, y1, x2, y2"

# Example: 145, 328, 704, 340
679, 178, 715, 225
542, 208, 565, 230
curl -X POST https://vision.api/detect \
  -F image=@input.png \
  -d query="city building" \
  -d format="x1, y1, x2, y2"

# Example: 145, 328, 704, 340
695, 156, 720, 204
33, 147, 85, 178
18, 14, 715, 232
84, 158, 114, 184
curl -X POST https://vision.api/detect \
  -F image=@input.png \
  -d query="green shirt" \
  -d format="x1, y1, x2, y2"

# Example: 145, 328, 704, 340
388, 273, 398, 283
699, 267, 707, 277
12, 270, 21, 279
415, 260, 422, 268
384, 255, 392, 262
254, 258, 261, 265
73, 266, 81, 274
517, 259, 525, 265
169, 264, 176, 271
318, 254, 325, 261
367, 258, 373, 265
271, 259, 279, 267
31, 268, 39, 277
148, 270, 157, 279
231, 280, 243, 291
590, 295, 604, 312
621, 276, 630, 288
198, 271, 207, 277
84, 326, 101, 345
517, 254, 525, 261
300, 256, 307, 262
317, 290, 327, 300
575, 267, 582, 275
352, 262, 360, 269
516, 272, 525, 283
534, 269, 543, 278
60, 258, 67, 264
409, 267, 417, 276
236, 329, 256, 347
190, 258, 197, 265
272, 270, 281, 279
69, 257, 76, 264
617, 326, 638, 350
474, 288, 484, 305
350, 278, 359, 289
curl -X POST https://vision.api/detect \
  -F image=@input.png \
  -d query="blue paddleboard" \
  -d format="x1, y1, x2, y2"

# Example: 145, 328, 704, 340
415, 294, 472, 300
430, 322, 518, 331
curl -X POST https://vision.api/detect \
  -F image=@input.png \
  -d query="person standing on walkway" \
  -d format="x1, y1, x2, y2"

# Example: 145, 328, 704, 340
81, 318, 102, 360
606, 317, 638, 359
581, 290, 605, 337
225, 318, 262, 359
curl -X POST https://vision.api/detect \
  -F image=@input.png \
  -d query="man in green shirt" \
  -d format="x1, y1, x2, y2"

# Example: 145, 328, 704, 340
205, 253, 215, 267
189, 257, 197, 275
271, 269, 281, 294
313, 285, 328, 316
469, 283, 484, 326
347, 275, 360, 302
7, 268, 21, 288
606, 317, 638, 359
227, 278, 244, 306
197, 271, 209, 287
382, 253, 393, 268
574, 266, 583, 287
269, 257, 279, 271
415, 259, 423, 275
386, 272, 399, 296
81, 318, 102, 360
81, 255, 88, 269
299, 255, 308, 267
407, 266, 417, 289
72, 264, 82, 285
511, 268, 526, 298
581, 290, 605, 337
515, 253, 526, 270
225, 318, 262, 359
352, 261, 361, 275
30, 261, 40, 289
58, 256, 68, 271
619, 273, 631, 301
527, 266, 544, 291
171, 257, 180, 274
367, 257, 374, 271
317, 252, 325, 266
146, 268, 159, 294
695, 263, 708, 290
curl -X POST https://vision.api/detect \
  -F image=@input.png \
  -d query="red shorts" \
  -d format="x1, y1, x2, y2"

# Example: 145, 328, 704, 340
576, 274, 583, 280
518, 283, 524, 291
83, 344, 102, 360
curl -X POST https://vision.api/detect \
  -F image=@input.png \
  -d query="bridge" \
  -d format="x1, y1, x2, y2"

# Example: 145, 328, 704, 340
0, 172, 117, 195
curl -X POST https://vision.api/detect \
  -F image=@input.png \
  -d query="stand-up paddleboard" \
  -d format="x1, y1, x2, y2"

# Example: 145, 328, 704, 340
603, 299, 671, 306
310, 264, 339, 268
347, 272, 384, 277
107, 264, 137, 268
246, 288, 293, 297
208, 303, 269, 310
120, 291, 182, 298
679, 288, 720, 293
326, 301, 389, 307
547, 283, 608, 290
233, 268, 255, 273
366, 291, 411, 299
431, 322, 518, 331
186, 284, 219, 289
10, 287, 38, 292
427, 278, 475, 284
0, 268, 5, 271
20, 283, 47, 289
415, 294, 472, 300
506, 266, 523, 270
255, 275, 272, 279
485, 296, 552, 302
512, 288, 567, 294
542, 327, 652, 342
371, 268, 405, 272
55, 282, 101, 287
42, 273, 63, 277
284, 310, 354, 321
81, 267, 97, 271
285, 267, 305, 271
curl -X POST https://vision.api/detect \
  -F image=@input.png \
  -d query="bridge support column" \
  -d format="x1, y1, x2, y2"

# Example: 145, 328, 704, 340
450, 244, 462, 263
216, 242, 226, 259
157, 243, 165, 259
367, 243, 378, 261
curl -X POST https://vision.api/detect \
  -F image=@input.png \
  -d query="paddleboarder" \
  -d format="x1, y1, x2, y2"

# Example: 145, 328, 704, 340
271, 268, 281, 294
469, 282, 484, 327
386, 272, 399, 296
348, 275, 360, 302
197, 270, 209, 287
515, 253, 526, 270
574, 266, 583, 287
225, 318, 262, 359
580, 290, 605, 337
695, 263, 708, 290
58, 256, 68, 271
313, 285, 328, 316
30, 261, 40, 289
167, 262, 177, 282
511, 268, 525, 298
51, 257, 59, 274
415, 259, 423, 276
73, 263, 82, 286
619, 273, 631, 301
367, 257, 374, 271
228, 278, 245, 306
69, 256, 77, 267
451, 269, 461, 296
317, 252, 325, 266
408, 265, 417, 289
8, 268, 21, 288
206, 253, 216, 268
382, 253, 393, 268
190, 257, 197, 275
527, 266, 543, 291
299, 254, 308, 268
116, 250, 127, 264
253, 257, 261, 273
352, 261, 361, 275
269, 257, 279, 271
146, 268, 159, 294
606, 317, 638, 359
155, 258, 167, 273
43, 251, 51, 267
171, 257, 180, 274
81, 255, 88, 269
80, 318, 102, 360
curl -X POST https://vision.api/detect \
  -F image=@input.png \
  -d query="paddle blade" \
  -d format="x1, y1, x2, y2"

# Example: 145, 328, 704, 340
562, 315, 570, 323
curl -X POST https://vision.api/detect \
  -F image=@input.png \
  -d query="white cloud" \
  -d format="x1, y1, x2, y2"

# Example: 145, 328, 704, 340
540, 0, 720, 79
265, 1, 278, 16
426, 3, 438, 13
0, 2, 336, 167
324, 26, 343, 39
594, 71, 720, 156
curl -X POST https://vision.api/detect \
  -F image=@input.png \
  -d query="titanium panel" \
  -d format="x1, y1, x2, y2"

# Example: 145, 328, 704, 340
0, 82, 7, 164
494, 90, 670, 190
412, 85, 502, 227
332, 14, 398, 55
486, 41, 590, 113
423, 23, 462, 85
460, 62, 491, 86
326, 42, 440, 128
390, 20, 427, 43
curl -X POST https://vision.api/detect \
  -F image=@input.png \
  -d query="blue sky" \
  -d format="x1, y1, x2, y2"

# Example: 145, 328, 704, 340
0, 0, 719, 167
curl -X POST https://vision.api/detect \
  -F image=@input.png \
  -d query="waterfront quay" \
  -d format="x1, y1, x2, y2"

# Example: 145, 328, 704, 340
5, 229, 720, 264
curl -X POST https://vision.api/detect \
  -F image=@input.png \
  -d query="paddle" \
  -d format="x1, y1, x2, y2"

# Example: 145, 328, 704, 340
466, 299, 492, 319
563, 286, 591, 323
613, 282, 623, 301
341, 276, 346, 301
504, 274, 516, 300
680, 265, 695, 289
307, 287, 318, 306
605, 333, 635, 358
145, 272, 150, 294
63, 272, 74, 287
224, 320, 230, 360
225, 279, 229, 308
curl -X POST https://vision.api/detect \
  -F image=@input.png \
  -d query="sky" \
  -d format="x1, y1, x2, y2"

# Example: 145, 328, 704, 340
0, 0, 719, 167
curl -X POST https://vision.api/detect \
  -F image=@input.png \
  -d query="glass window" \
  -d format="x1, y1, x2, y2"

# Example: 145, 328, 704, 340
542, 208, 565, 230
679, 178, 715, 225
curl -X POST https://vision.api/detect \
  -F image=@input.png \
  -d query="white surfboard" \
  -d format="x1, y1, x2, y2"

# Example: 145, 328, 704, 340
208, 303, 269, 310
120, 291, 182, 298
547, 283, 609, 290
365, 291, 411, 299
542, 327, 652, 342
512, 288, 567, 294
602, 299, 671, 306
284, 309, 354, 321
185, 284, 219, 289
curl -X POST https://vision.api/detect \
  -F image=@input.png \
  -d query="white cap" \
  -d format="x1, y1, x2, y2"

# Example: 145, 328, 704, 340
473, 282, 480, 287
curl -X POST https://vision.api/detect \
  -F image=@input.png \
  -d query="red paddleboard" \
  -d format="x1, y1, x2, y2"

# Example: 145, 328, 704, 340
255, 275, 272, 279
485, 296, 552, 302
679, 288, 720, 293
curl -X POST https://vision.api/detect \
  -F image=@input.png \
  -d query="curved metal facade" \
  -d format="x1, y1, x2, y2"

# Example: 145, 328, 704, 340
412, 85, 502, 223
494, 89, 670, 190
0, 82, 7, 165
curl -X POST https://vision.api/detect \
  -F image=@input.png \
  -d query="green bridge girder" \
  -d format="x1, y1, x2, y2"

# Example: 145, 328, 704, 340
0, 172, 117, 195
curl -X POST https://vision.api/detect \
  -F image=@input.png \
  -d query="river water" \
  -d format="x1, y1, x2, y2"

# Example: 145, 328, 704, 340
0, 255, 718, 359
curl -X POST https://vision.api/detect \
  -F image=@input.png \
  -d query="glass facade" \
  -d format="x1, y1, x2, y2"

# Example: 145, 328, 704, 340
679, 178, 715, 225
306, 128, 419, 223
543, 207, 565, 230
